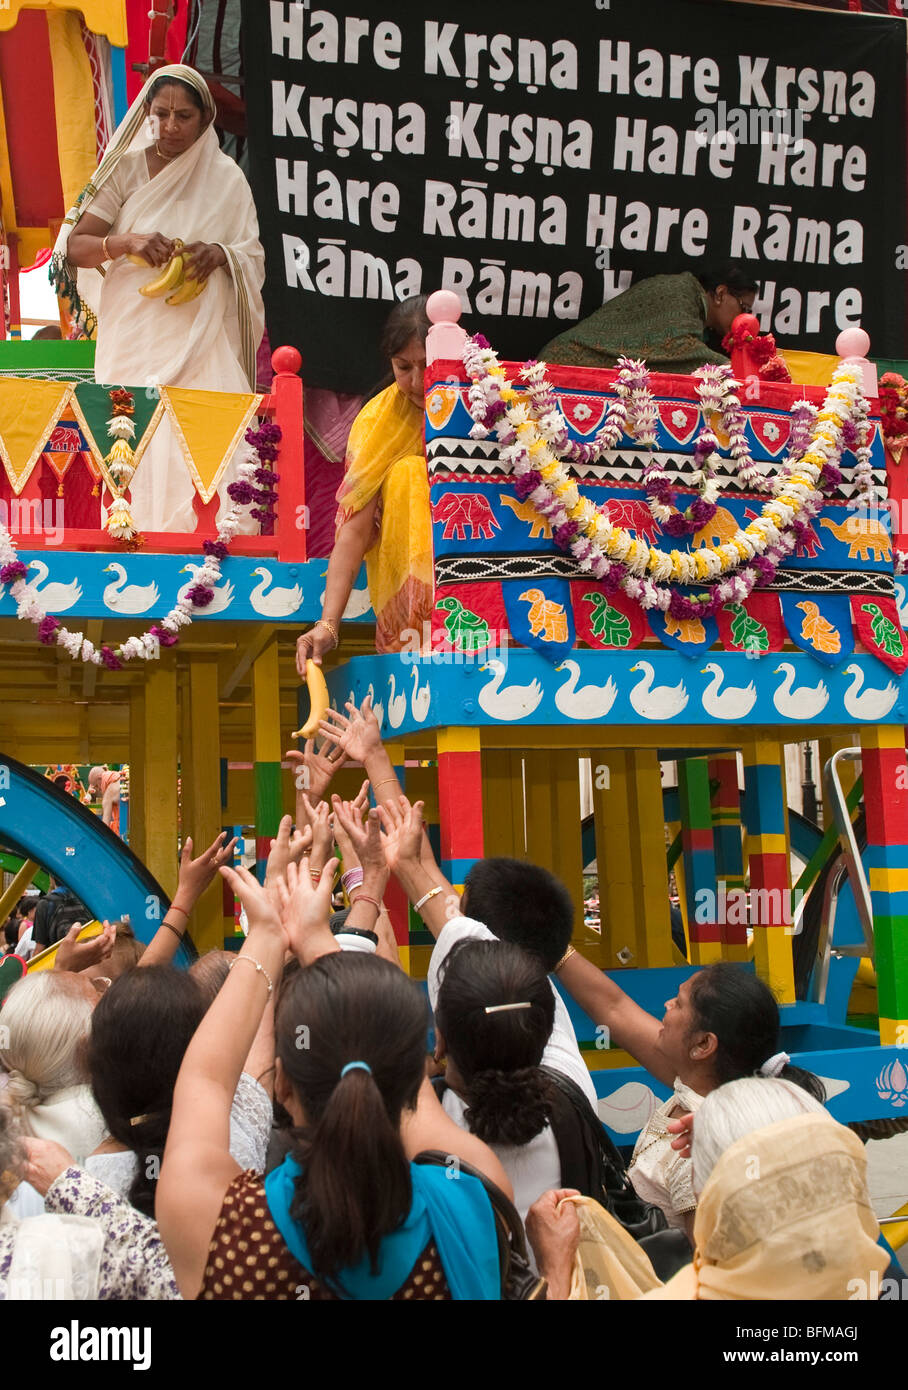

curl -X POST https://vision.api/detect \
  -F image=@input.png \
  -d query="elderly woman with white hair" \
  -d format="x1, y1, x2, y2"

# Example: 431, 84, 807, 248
529, 1078, 890, 1301
0, 972, 105, 1166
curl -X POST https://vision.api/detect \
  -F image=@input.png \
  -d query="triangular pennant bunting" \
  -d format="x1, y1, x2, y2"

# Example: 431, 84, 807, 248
657, 401, 701, 446
503, 578, 574, 663
162, 386, 262, 503
649, 604, 719, 658
0, 378, 73, 494
570, 582, 646, 650
780, 592, 853, 666
431, 583, 506, 656
716, 594, 785, 655
71, 382, 165, 496
850, 595, 908, 675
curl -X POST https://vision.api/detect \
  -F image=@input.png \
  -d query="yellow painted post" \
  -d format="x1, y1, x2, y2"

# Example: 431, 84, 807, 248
187, 657, 224, 953
143, 663, 179, 905
0, 858, 41, 923
128, 684, 146, 864
550, 751, 585, 946
630, 749, 674, 968
482, 750, 523, 858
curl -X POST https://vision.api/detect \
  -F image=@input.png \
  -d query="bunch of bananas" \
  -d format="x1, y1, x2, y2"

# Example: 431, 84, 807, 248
132, 240, 207, 304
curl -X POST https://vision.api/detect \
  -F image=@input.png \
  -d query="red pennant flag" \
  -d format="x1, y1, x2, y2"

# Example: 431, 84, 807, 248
850, 595, 908, 675
571, 582, 647, 650
431, 582, 508, 656
716, 593, 785, 654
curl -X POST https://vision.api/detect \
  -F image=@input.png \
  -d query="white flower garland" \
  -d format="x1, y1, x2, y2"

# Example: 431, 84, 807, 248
0, 442, 265, 666
463, 337, 870, 617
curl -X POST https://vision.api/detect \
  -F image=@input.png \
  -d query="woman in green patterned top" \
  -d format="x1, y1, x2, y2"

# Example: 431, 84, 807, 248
539, 264, 757, 375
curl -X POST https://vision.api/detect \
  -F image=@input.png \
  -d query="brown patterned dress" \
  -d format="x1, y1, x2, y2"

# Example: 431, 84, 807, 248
198, 1170, 451, 1301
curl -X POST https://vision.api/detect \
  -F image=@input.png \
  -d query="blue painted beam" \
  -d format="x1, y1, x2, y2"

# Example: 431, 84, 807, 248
324, 650, 908, 736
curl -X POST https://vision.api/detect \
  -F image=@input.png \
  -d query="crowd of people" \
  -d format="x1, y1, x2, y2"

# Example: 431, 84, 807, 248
0, 697, 900, 1302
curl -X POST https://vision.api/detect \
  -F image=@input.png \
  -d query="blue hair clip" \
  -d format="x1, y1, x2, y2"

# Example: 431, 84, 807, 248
340, 1060, 372, 1077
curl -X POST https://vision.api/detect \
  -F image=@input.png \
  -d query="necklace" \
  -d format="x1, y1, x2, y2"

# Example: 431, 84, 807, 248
154, 142, 175, 162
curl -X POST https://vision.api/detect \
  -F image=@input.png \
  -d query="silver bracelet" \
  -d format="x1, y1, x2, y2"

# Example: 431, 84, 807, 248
228, 954, 273, 996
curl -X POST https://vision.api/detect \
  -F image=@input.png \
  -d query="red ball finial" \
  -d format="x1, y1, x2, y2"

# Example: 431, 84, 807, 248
271, 346, 302, 375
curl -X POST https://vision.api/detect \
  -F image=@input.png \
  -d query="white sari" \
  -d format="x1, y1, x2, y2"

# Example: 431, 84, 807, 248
51, 65, 265, 533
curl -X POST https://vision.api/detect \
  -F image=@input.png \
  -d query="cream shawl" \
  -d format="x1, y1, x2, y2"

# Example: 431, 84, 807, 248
641, 1113, 889, 1300
50, 65, 264, 389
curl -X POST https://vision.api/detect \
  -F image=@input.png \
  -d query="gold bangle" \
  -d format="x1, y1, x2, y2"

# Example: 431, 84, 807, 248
553, 945, 576, 973
314, 618, 339, 646
102, 235, 112, 261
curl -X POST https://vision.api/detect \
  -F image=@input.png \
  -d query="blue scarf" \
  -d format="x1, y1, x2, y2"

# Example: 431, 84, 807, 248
264, 1156, 500, 1300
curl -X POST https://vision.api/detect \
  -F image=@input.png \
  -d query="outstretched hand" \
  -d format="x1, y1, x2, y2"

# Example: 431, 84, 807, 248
332, 798, 388, 883
178, 831, 238, 903
54, 920, 116, 974
318, 695, 383, 766
274, 858, 338, 966
376, 795, 426, 876
219, 863, 287, 945
285, 734, 347, 804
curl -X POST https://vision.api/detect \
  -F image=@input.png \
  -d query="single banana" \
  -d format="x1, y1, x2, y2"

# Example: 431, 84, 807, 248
166, 275, 207, 306
127, 253, 152, 267
138, 240, 185, 298
292, 660, 330, 741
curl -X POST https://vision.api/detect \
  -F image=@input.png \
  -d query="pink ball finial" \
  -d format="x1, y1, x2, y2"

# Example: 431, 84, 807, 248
271, 346, 302, 375
427, 290, 462, 325
836, 327, 870, 360
732, 312, 761, 339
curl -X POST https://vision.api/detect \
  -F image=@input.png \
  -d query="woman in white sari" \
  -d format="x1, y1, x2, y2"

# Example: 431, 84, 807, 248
50, 64, 265, 534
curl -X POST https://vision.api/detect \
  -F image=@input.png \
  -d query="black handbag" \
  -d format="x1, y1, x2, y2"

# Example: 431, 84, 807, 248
413, 1149, 547, 1301
540, 1067, 667, 1242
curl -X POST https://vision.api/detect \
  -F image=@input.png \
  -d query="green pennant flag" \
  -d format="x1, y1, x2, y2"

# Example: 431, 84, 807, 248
70, 382, 165, 494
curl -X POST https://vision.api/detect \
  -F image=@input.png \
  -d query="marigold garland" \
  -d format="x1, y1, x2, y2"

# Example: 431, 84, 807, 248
463, 337, 874, 618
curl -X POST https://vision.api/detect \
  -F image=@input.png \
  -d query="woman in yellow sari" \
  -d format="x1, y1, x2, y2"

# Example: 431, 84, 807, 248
295, 298, 432, 667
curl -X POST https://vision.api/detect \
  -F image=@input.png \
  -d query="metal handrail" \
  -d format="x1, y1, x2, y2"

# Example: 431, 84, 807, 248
808, 749, 874, 1005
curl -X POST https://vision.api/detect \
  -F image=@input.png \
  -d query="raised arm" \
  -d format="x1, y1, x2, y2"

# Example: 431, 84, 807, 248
296, 502, 378, 673
157, 862, 293, 1298
555, 950, 670, 1085
140, 832, 237, 968
377, 796, 459, 940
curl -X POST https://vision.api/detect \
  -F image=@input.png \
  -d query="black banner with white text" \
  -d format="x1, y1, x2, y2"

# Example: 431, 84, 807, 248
241, 0, 907, 391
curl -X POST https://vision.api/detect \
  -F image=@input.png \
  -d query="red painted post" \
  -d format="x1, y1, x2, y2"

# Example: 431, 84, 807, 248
271, 346, 306, 563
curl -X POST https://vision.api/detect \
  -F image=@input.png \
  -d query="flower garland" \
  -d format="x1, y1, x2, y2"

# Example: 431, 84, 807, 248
463, 336, 865, 619
0, 421, 282, 666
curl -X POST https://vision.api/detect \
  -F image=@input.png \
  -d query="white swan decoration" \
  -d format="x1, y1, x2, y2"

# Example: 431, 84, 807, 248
366, 683, 385, 730
25, 560, 82, 613
700, 662, 757, 720
249, 566, 303, 618
478, 659, 543, 721
772, 662, 829, 719
554, 660, 617, 719
629, 661, 688, 720
319, 575, 372, 618
101, 563, 160, 615
896, 580, 908, 629
387, 673, 407, 729
842, 663, 898, 720
176, 564, 235, 614
411, 667, 431, 723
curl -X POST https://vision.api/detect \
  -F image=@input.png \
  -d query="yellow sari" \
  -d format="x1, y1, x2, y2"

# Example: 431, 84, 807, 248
336, 383, 433, 653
